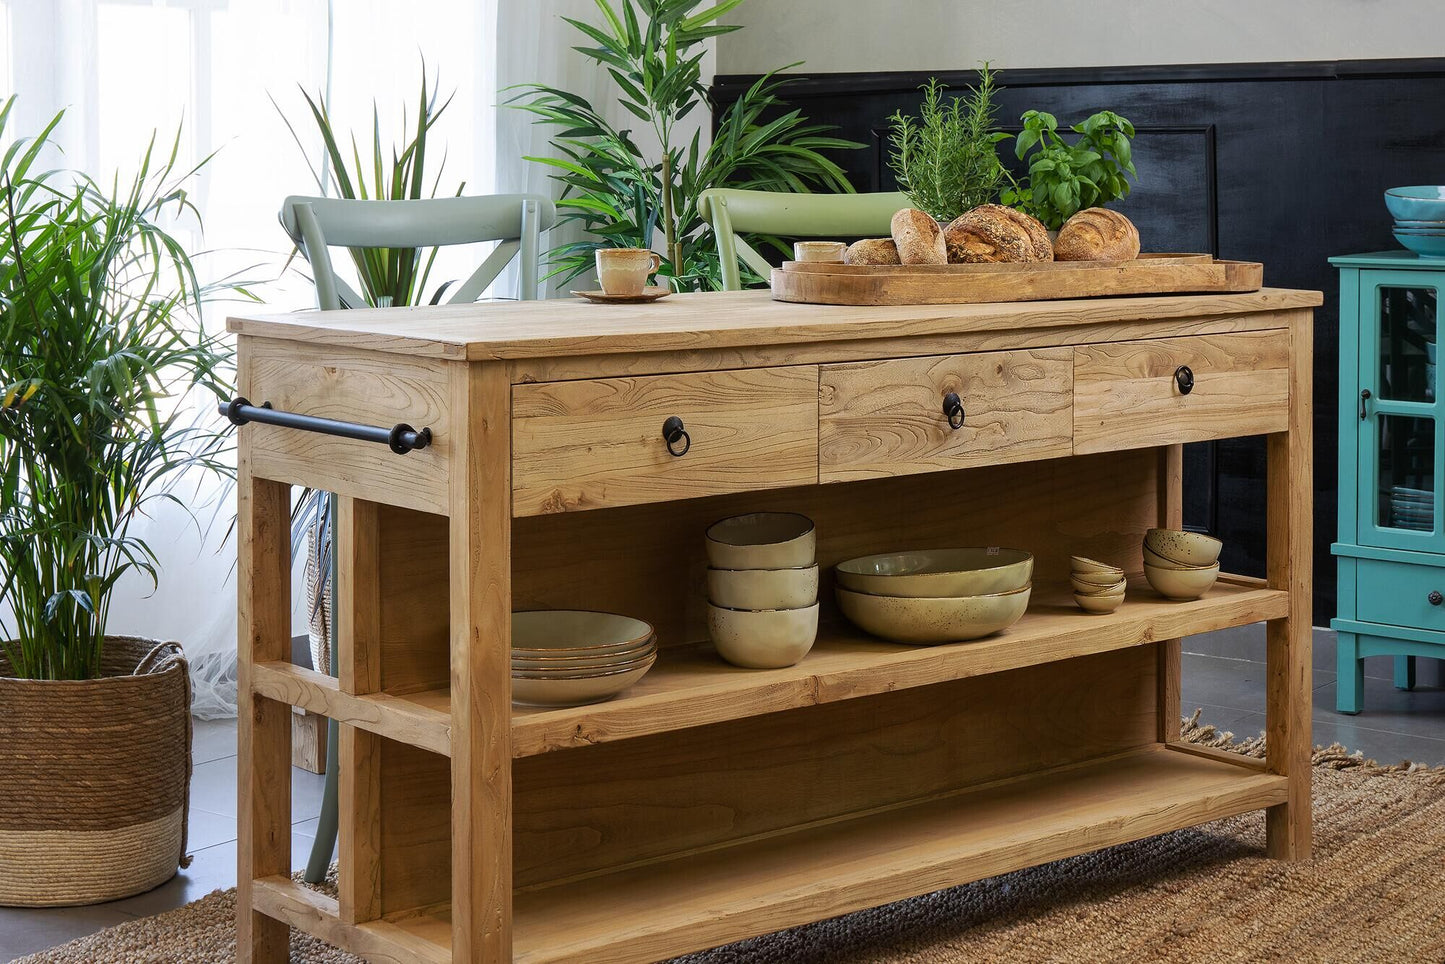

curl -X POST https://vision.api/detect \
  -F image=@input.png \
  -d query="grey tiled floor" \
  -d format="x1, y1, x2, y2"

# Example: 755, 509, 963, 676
4, 626, 1443, 961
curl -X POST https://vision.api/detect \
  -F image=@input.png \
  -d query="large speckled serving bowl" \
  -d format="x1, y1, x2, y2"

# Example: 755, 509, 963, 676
835, 585, 1030, 645
1144, 562, 1220, 600
705, 512, 816, 569
511, 610, 655, 657
707, 602, 819, 669
834, 548, 1033, 598
1144, 528, 1222, 567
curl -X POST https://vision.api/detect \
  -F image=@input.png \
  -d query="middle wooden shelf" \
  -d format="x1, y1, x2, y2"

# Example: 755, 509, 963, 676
251, 574, 1286, 760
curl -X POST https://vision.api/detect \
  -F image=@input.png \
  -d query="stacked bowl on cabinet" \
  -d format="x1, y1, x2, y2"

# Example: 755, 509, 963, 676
705, 512, 821, 668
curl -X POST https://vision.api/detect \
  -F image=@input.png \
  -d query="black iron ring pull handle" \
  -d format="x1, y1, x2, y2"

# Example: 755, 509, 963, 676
1360, 388, 1372, 420
942, 392, 965, 430
220, 397, 432, 455
662, 416, 690, 457
1430, 591, 1442, 606
1175, 365, 1195, 396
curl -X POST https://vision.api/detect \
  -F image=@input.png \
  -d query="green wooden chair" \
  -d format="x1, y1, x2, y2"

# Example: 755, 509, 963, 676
697, 188, 908, 291
279, 193, 555, 883
279, 193, 557, 307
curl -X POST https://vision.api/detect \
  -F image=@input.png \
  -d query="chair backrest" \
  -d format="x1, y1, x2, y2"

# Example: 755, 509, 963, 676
279, 194, 557, 310
697, 188, 909, 290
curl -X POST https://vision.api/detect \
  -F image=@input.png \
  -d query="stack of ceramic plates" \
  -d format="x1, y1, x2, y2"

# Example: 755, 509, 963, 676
1385, 187, 1445, 258
833, 548, 1032, 645
704, 512, 820, 669
511, 610, 656, 707
1388, 485, 1433, 530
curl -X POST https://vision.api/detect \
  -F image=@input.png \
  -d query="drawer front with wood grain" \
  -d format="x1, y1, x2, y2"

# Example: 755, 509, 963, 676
1073, 330, 1290, 454
818, 348, 1074, 482
512, 366, 819, 515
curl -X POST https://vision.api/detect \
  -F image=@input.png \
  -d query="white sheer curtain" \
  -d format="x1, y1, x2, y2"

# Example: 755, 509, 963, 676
2, 0, 710, 715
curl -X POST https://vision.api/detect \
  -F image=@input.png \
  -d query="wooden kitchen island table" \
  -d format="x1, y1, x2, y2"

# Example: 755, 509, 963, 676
229, 286, 1320, 963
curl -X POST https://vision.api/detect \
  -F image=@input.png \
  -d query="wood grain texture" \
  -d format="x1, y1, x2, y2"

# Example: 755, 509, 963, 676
1266, 309, 1313, 860
227, 288, 1322, 362
379, 738, 452, 917
1073, 329, 1291, 453
290, 709, 327, 774
237, 467, 292, 963
819, 348, 1072, 482
771, 257, 1263, 306
249, 662, 450, 756
506, 747, 1285, 964
243, 337, 451, 514
1157, 444, 1185, 743
449, 360, 513, 960
513, 648, 1159, 889
510, 576, 1286, 758
377, 505, 451, 696
251, 876, 449, 964
512, 366, 819, 515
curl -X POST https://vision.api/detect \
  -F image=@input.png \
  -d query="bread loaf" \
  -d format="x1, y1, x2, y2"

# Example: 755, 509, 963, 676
889, 208, 947, 265
845, 238, 901, 266
1054, 208, 1140, 261
944, 204, 1052, 263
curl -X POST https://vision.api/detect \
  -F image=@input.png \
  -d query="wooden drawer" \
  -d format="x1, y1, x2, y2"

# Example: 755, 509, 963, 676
512, 367, 819, 515
1073, 330, 1290, 454
818, 348, 1074, 482
1356, 557, 1445, 630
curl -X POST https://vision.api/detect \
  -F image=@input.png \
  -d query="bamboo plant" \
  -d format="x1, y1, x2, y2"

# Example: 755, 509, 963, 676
0, 97, 238, 680
509, 0, 860, 290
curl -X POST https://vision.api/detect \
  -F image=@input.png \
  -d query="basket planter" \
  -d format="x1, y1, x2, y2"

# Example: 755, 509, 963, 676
0, 636, 192, 906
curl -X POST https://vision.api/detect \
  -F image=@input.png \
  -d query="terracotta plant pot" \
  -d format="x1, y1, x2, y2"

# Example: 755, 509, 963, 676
0, 636, 192, 906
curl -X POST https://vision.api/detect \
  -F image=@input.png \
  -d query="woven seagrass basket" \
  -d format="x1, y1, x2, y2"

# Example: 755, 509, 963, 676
0, 636, 192, 906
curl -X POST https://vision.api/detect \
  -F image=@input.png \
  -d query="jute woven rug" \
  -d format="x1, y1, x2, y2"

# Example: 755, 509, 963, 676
18, 715, 1445, 963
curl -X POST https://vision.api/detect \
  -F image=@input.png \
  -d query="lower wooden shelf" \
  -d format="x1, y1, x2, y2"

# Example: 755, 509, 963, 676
362, 743, 1284, 964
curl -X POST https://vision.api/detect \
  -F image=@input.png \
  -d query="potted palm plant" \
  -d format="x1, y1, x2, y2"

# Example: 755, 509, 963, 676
0, 99, 235, 905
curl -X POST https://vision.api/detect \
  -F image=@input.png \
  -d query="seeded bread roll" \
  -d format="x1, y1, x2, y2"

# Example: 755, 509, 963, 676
889, 208, 948, 265
1054, 207, 1140, 261
944, 204, 1053, 263
845, 238, 901, 266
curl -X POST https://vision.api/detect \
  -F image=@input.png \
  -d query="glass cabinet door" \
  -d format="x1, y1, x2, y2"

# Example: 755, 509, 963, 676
1358, 273, 1445, 551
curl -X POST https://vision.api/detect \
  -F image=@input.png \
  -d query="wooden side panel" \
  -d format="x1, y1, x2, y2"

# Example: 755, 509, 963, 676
1073, 330, 1290, 453
513, 646, 1158, 889
377, 505, 450, 696
337, 498, 382, 924
244, 337, 451, 514
378, 739, 451, 916
819, 348, 1073, 482
1157, 444, 1184, 743
513, 448, 1160, 648
511, 366, 819, 516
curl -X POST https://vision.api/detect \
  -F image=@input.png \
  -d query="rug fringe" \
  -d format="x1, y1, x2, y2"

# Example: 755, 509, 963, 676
1180, 707, 1445, 777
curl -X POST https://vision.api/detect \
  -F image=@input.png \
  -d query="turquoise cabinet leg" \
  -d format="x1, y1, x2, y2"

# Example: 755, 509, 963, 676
1394, 655, 1417, 690
1337, 632, 1364, 714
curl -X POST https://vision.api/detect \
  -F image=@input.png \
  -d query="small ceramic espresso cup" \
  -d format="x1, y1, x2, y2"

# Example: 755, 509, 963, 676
596, 248, 662, 296
793, 240, 846, 263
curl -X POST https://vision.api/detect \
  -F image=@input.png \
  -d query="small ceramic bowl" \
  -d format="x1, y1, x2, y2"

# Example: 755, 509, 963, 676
1144, 562, 1220, 600
511, 640, 657, 672
705, 512, 816, 569
1070, 555, 1124, 576
511, 655, 656, 706
834, 585, 1030, 645
1143, 528, 1223, 567
511, 609, 655, 657
1395, 231, 1445, 259
1070, 575, 1127, 595
1142, 544, 1218, 571
1071, 568, 1126, 587
707, 565, 819, 611
1392, 218, 1445, 228
1385, 186, 1445, 221
1074, 591, 1124, 614
834, 548, 1033, 598
707, 602, 819, 669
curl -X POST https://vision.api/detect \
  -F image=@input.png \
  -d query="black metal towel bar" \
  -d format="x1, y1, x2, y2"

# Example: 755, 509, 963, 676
219, 398, 432, 455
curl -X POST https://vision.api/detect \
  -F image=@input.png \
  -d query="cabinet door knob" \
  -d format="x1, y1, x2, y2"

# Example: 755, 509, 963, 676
1174, 365, 1195, 396
942, 391, 965, 430
662, 416, 690, 457
1359, 388, 1372, 420
1429, 590, 1442, 607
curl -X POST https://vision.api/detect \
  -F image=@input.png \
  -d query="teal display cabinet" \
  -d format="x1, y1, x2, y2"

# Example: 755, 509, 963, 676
1332, 251, 1445, 713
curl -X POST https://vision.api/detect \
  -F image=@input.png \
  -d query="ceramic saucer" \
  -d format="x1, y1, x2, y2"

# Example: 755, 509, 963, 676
575, 286, 672, 304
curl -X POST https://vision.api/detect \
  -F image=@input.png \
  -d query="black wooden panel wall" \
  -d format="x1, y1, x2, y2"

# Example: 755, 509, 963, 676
713, 59, 1445, 626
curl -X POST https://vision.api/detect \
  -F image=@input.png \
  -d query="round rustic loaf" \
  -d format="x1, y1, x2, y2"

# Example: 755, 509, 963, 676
889, 208, 947, 265
944, 204, 1053, 263
845, 238, 901, 265
1054, 208, 1140, 261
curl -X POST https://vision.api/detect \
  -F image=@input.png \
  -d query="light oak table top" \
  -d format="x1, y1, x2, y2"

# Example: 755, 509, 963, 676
227, 287, 1324, 361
